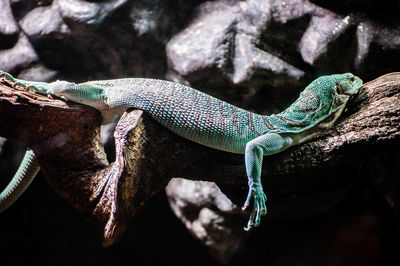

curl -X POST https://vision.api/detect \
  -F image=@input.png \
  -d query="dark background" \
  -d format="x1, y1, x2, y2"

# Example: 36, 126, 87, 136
0, 0, 399, 265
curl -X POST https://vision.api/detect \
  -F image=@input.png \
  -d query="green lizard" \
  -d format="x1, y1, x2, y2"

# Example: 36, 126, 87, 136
0, 71, 362, 230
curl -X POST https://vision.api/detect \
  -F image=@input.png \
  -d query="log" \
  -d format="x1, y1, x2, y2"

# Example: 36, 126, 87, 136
0, 73, 398, 246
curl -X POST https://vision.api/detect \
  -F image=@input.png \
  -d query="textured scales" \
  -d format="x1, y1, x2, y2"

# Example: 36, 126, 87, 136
0, 149, 39, 213
77, 78, 270, 154
0, 70, 363, 230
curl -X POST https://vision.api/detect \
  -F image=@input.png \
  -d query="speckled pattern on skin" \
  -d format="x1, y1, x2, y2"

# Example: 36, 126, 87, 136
0, 70, 363, 230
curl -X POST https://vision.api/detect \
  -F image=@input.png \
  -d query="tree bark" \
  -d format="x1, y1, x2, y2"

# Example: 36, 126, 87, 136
0, 73, 399, 246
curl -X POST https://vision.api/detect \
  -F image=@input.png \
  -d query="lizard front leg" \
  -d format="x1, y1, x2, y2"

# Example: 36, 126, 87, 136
243, 133, 292, 230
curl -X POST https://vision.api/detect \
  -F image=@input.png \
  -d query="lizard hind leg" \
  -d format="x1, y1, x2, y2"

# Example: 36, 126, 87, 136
0, 70, 16, 82
0, 70, 52, 95
242, 133, 291, 231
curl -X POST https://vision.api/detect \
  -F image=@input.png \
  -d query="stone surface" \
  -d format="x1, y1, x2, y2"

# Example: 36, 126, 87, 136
0, 33, 38, 72
56, 0, 127, 25
20, 4, 70, 37
0, 0, 19, 36
0, 0, 399, 265
166, 178, 246, 263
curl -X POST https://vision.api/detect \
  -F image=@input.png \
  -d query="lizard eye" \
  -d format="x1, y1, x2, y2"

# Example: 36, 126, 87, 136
335, 84, 343, 94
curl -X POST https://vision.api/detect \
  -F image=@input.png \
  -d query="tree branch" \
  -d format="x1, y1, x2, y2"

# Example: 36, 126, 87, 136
0, 73, 399, 246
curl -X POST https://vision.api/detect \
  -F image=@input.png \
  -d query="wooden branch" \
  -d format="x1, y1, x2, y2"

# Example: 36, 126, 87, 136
0, 73, 399, 246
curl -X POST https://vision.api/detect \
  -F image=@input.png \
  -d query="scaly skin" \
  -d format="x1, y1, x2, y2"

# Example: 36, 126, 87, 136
0, 70, 362, 230
0, 150, 39, 213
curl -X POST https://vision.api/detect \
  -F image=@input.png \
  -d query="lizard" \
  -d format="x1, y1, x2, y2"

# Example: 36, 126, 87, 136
0, 70, 362, 230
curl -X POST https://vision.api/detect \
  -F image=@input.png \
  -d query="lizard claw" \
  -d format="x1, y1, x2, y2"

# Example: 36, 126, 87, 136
242, 188, 251, 211
242, 182, 267, 231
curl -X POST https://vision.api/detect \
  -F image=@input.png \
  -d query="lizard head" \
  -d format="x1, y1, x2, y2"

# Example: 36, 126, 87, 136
333, 73, 363, 97
277, 73, 363, 131
293, 72, 362, 113
308, 73, 363, 128
325, 73, 363, 113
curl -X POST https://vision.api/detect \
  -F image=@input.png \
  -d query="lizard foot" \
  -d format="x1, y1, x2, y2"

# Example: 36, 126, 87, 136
0, 70, 16, 82
12, 80, 49, 96
27, 84, 50, 95
13, 81, 27, 89
242, 181, 267, 231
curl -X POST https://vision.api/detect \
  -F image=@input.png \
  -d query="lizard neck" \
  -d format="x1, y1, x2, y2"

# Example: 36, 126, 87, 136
289, 104, 347, 145
263, 91, 349, 137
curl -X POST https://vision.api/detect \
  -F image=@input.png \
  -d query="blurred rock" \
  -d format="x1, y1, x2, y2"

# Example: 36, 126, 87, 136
166, 0, 305, 87
0, 33, 38, 72
0, 0, 19, 36
0, 0, 399, 265
20, 4, 70, 37
17, 64, 58, 81
56, 0, 127, 25
166, 178, 247, 264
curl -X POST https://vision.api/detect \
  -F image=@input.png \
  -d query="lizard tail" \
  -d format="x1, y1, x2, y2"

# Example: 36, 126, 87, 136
0, 149, 39, 213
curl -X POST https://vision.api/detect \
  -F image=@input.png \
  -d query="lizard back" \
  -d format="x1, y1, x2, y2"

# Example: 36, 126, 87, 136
88, 78, 271, 154
80, 73, 362, 154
